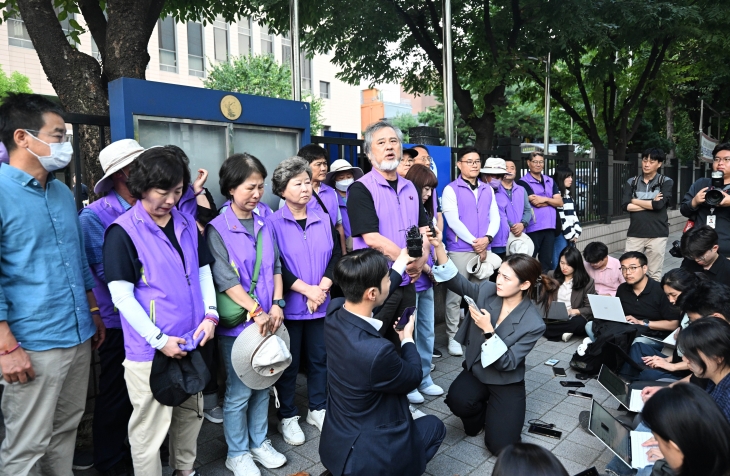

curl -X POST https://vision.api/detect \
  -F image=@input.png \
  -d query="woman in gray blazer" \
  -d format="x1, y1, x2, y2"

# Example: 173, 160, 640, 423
428, 227, 546, 455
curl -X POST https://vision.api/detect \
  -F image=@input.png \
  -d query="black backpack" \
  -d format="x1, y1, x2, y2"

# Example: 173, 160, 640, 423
569, 321, 638, 375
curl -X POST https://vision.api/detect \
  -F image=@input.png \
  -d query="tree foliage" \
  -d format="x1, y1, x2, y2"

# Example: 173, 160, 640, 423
0, 65, 32, 100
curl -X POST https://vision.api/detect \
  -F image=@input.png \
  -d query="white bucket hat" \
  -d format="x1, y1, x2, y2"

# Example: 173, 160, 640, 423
325, 159, 364, 188
466, 251, 503, 280
231, 323, 292, 390
507, 232, 535, 257
480, 157, 507, 175
93, 139, 146, 194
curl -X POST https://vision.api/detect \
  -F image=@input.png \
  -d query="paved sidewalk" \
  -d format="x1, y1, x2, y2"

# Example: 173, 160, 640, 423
72, 231, 684, 476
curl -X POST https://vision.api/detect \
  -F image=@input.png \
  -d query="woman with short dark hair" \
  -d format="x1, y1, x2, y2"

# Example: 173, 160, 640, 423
492, 443, 569, 476
103, 147, 218, 475
268, 156, 342, 447
206, 153, 287, 474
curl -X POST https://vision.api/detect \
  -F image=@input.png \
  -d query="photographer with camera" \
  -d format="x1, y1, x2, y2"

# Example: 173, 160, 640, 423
681, 143, 730, 256
679, 225, 730, 287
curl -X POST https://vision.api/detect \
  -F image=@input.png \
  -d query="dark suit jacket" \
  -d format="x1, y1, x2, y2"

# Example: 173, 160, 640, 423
449, 274, 546, 385
319, 303, 426, 476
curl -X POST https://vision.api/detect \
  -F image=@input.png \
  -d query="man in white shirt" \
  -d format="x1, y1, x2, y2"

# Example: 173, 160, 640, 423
442, 146, 500, 356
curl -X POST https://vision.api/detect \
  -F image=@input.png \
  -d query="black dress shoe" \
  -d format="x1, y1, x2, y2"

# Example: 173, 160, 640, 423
432, 348, 443, 358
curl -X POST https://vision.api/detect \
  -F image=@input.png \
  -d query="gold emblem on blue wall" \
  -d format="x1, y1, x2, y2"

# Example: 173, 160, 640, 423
220, 95, 242, 120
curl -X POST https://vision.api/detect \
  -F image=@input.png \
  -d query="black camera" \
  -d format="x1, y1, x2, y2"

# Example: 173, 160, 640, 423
705, 171, 725, 207
406, 225, 423, 258
669, 240, 683, 258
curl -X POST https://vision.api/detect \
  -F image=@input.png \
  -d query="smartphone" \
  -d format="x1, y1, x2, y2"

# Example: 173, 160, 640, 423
575, 373, 593, 381
395, 306, 416, 330
573, 468, 599, 476
463, 295, 479, 311
553, 366, 567, 377
527, 424, 562, 439
568, 390, 594, 399
544, 359, 560, 366
560, 381, 585, 388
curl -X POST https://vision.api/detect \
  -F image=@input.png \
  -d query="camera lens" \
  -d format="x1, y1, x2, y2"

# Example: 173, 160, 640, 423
669, 240, 683, 258
706, 188, 724, 207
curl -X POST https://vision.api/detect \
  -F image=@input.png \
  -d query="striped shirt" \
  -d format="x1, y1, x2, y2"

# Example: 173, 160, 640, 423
558, 191, 581, 240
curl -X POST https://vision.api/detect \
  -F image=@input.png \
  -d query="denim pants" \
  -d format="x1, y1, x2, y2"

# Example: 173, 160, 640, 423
219, 335, 270, 458
605, 422, 654, 476
619, 343, 681, 382
415, 287, 435, 389
553, 233, 569, 271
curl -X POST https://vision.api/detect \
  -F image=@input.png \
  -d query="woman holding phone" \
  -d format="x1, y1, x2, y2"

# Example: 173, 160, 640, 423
426, 226, 546, 454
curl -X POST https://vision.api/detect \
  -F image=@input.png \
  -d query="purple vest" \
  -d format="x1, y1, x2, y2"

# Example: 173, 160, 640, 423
444, 176, 494, 252
85, 193, 128, 328
221, 200, 274, 220
267, 205, 333, 319
208, 205, 276, 337
310, 183, 339, 227
178, 185, 198, 218
493, 183, 527, 248
350, 171, 421, 286
415, 199, 438, 292
520, 173, 557, 233
112, 201, 205, 362
338, 194, 351, 238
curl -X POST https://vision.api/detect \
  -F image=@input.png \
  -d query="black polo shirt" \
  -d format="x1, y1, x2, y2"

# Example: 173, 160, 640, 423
615, 277, 679, 338
681, 254, 730, 288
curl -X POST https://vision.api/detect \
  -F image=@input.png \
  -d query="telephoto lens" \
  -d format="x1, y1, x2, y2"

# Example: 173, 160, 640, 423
705, 171, 725, 207
406, 225, 423, 258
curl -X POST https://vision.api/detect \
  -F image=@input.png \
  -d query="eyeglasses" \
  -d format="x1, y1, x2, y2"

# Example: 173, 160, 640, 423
620, 266, 643, 274
713, 156, 730, 164
460, 160, 480, 167
692, 249, 715, 263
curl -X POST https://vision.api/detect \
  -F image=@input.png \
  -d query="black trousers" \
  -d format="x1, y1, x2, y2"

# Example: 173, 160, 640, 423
198, 335, 219, 396
445, 369, 526, 455
93, 328, 133, 471
542, 315, 588, 341
373, 283, 417, 349
527, 229, 556, 272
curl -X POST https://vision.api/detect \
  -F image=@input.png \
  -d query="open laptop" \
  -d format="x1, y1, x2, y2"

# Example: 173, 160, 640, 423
588, 295, 627, 323
588, 399, 654, 469
547, 301, 571, 321
597, 365, 644, 412
645, 331, 677, 349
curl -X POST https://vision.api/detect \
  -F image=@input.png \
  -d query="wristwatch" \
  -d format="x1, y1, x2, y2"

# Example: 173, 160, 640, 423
643, 319, 650, 327
483, 332, 494, 340
485, 235, 494, 244
272, 299, 286, 308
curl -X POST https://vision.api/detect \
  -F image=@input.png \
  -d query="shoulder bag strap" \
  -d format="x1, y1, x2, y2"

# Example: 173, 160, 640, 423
312, 191, 330, 215
248, 229, 264, 294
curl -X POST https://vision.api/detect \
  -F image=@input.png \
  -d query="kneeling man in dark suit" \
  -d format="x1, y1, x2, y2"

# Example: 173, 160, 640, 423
320, 248, 446, 476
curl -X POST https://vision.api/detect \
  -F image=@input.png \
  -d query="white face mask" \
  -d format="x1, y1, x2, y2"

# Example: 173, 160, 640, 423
335, 178, 354, 191
25, 130, 73, 172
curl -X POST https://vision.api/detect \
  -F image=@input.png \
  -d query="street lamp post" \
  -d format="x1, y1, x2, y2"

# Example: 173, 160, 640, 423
442, 0, 454, 148
290, 0, 301, 101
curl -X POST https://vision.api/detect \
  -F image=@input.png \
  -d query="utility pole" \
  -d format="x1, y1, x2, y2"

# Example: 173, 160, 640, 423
290, 0, 301, 101
442, 0, 454, 147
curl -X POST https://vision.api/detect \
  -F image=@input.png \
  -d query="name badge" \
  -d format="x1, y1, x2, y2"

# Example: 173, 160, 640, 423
707, 215, 717, 229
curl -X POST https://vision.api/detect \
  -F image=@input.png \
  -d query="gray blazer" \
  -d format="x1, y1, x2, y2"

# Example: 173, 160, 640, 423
450, 275, 546, 385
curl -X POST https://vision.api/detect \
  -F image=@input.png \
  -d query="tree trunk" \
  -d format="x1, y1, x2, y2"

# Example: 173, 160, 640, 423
470, 113, 497, 152
666, 99, 675, 160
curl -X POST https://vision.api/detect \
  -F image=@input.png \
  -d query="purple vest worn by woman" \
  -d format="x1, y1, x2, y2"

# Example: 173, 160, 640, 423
310, 183, 339, 227
493, 183, 527, 248
208, 204, 276, 337
415, 199, 438, 293
520, 173, 556, 233
444, 176, 494, 252
267, 205, 333, 319
350, 171, 421, 287
86, 193, 128, 328
178, 185, 198, 218
112, 201, 205, 362
337, 194, 351, 238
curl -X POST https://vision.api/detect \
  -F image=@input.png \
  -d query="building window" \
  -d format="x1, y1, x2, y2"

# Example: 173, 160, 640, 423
301, 53, 312, 93
319, 81, 330, 99
187, 22, 204, 77
213, 16, 229, 62
91, 36, 101, 62
238, 17, 251, 57
8, 14, 33, 49
260, 23, 274, 56
281, 31, 291, 65
158, 16, 177, 73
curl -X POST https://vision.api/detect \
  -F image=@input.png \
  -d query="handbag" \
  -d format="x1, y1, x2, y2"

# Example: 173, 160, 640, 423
217, 229, 264, 328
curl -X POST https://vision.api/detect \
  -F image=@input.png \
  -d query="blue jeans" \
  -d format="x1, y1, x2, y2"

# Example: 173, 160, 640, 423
619, 343, 681, 382
415, 288, 435, 389
219, 335, 270, 458
606, 423, 654, 476
553, 234, 569, 271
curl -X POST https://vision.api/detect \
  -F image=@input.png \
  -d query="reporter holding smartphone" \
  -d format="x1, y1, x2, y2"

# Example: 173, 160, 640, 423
427, 226, 546, 454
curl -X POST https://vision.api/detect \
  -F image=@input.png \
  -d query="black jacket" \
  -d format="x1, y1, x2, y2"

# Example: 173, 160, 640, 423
681, 177, 730, 255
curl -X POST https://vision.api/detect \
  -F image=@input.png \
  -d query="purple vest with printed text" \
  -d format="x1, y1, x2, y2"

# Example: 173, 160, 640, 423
521, 173, 556, 233
112, 201, 205, 362
444, 176, 494, 252
208, 205, 276, 337
493, 183, 527, 248
350, 171, 421, 287
85, 193, 127, 328
266, 205, 333, 319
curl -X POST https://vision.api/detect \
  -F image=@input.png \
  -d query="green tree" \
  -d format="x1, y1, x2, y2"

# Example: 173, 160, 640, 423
389, 112, 418, 143
0, 65, 32, 100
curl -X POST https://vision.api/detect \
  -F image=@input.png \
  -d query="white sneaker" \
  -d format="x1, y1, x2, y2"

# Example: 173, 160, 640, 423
278, 416, 305, 445
419, 383, 444, 396
409, 405, 426, 419
226, 453, 261, 476
306, 408, 326, 432
562, 332, 574, 342
407, 389, 424, 404
250, 439, 287, 469
448, 338, 463, 356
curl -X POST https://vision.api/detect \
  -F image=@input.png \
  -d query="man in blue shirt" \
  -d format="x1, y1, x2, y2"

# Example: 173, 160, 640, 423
0, 93, 105, 475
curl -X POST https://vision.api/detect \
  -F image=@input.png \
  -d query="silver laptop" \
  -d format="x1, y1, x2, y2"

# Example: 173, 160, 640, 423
597, 365, 644, 413
588, 399, 654, 469
547, 301, 570, 321
588, 295, 627, 323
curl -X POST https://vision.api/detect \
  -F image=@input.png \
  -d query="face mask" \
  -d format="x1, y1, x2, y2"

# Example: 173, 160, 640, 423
335, 178, 354, 191
488, 179, 500, 190
25, 130, 73, 172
